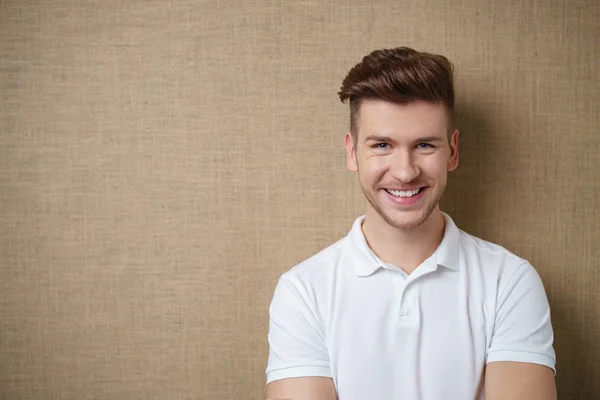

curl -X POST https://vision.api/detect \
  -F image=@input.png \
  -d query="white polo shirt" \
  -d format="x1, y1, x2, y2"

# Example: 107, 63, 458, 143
266, 213, 555, 399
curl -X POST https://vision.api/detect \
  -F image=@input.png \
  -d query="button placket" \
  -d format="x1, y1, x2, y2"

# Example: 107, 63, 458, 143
394, 272, 412, 319
399, 273, 425, 320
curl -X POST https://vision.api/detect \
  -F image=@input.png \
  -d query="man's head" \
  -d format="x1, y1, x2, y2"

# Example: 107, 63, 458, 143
339, 46, 455, 143
339, 47, 459, 231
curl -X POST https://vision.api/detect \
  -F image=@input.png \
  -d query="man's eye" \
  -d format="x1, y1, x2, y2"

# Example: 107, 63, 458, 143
417, 143, 434, 149
374, 143, 390, 149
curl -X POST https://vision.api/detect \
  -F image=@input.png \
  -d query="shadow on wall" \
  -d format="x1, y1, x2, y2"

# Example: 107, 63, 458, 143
441, 98, 490, 234
441, 99, 594, 399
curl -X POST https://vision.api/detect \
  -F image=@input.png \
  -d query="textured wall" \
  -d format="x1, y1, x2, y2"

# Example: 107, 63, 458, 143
1, 0, 598, 399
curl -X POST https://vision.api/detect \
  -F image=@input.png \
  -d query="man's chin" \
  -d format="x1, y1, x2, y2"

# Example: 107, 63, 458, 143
379, 208, 429, 230
388, 216, 428, 231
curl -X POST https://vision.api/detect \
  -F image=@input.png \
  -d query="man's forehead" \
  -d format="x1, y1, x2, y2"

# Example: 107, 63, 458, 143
359, 100, 448, 122
355, 101, 450, 139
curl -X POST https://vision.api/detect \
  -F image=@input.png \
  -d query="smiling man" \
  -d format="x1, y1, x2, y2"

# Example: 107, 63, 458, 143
266, 47, 556, 400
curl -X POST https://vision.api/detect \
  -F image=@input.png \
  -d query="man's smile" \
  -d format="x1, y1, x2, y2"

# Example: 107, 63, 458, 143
384, 187, 424, 198
382, 186, 428, 205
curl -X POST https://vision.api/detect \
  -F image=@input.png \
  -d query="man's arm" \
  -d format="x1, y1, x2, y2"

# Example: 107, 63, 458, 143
266, 275, 336, 399
484, 262, 557, 399
483, 261, 557, 399
267, 377, 337, 400
484, 361, 556, 400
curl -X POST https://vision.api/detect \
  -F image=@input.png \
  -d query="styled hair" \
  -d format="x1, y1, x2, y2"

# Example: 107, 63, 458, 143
338, 47, 455, 141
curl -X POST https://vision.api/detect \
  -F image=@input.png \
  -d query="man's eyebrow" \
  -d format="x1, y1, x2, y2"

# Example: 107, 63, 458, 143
364, 135, 392, 142
414, 136, 445, 143
363, 134, 445, 143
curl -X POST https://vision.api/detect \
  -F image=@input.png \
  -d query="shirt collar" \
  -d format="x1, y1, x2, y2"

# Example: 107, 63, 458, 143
347, 212, 460, 277
435, 212, 460, 271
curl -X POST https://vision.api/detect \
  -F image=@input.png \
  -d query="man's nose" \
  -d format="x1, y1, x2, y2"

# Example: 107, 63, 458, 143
390, 152, 420, 182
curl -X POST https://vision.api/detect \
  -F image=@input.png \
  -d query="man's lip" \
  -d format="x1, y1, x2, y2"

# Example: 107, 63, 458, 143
383, 186, 426, 191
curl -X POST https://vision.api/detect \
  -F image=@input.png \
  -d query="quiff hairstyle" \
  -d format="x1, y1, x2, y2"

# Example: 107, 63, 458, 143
338, 46, 455, 142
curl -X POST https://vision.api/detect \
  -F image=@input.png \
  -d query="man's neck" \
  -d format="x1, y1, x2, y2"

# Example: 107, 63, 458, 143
361, 208, 446, 274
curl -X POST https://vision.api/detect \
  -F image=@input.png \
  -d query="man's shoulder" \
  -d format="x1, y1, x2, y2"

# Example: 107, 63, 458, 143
451, 227, 543, 303
457, 227, 529, 273
282, 236, 349, 283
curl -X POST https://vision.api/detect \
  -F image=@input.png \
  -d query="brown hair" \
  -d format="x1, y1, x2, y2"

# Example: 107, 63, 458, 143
338, 47, 455, 141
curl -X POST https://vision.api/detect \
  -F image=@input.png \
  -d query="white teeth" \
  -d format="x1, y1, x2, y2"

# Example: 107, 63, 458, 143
386, 188, 421, 198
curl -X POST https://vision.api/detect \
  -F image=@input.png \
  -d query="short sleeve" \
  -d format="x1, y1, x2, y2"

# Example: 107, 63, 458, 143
266, 274, 332, 384
487, 262, 556, 373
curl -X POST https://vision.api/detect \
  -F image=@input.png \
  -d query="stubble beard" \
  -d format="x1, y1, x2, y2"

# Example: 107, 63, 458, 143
361, 184, 444, 232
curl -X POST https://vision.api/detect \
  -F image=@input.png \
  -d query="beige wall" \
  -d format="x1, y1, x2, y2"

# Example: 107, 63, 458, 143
1, 0, 598, 398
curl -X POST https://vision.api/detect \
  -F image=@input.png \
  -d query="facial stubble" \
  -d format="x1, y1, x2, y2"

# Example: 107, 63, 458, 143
358, 169, 445, 232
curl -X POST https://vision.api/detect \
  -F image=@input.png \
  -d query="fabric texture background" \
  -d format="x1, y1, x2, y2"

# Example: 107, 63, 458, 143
1, 0, 598, 398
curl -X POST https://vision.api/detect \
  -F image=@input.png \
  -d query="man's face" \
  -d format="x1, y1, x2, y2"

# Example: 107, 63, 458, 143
345, 99, 459, 231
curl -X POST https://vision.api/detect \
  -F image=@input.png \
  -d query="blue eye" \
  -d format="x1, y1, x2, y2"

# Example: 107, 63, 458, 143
374, 143, 390, 149
417, 143, 434, 149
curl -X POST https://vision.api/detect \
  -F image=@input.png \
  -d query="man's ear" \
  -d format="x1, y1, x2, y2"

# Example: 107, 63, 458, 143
345, 132, 358, 172
447, 129, 459, 171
